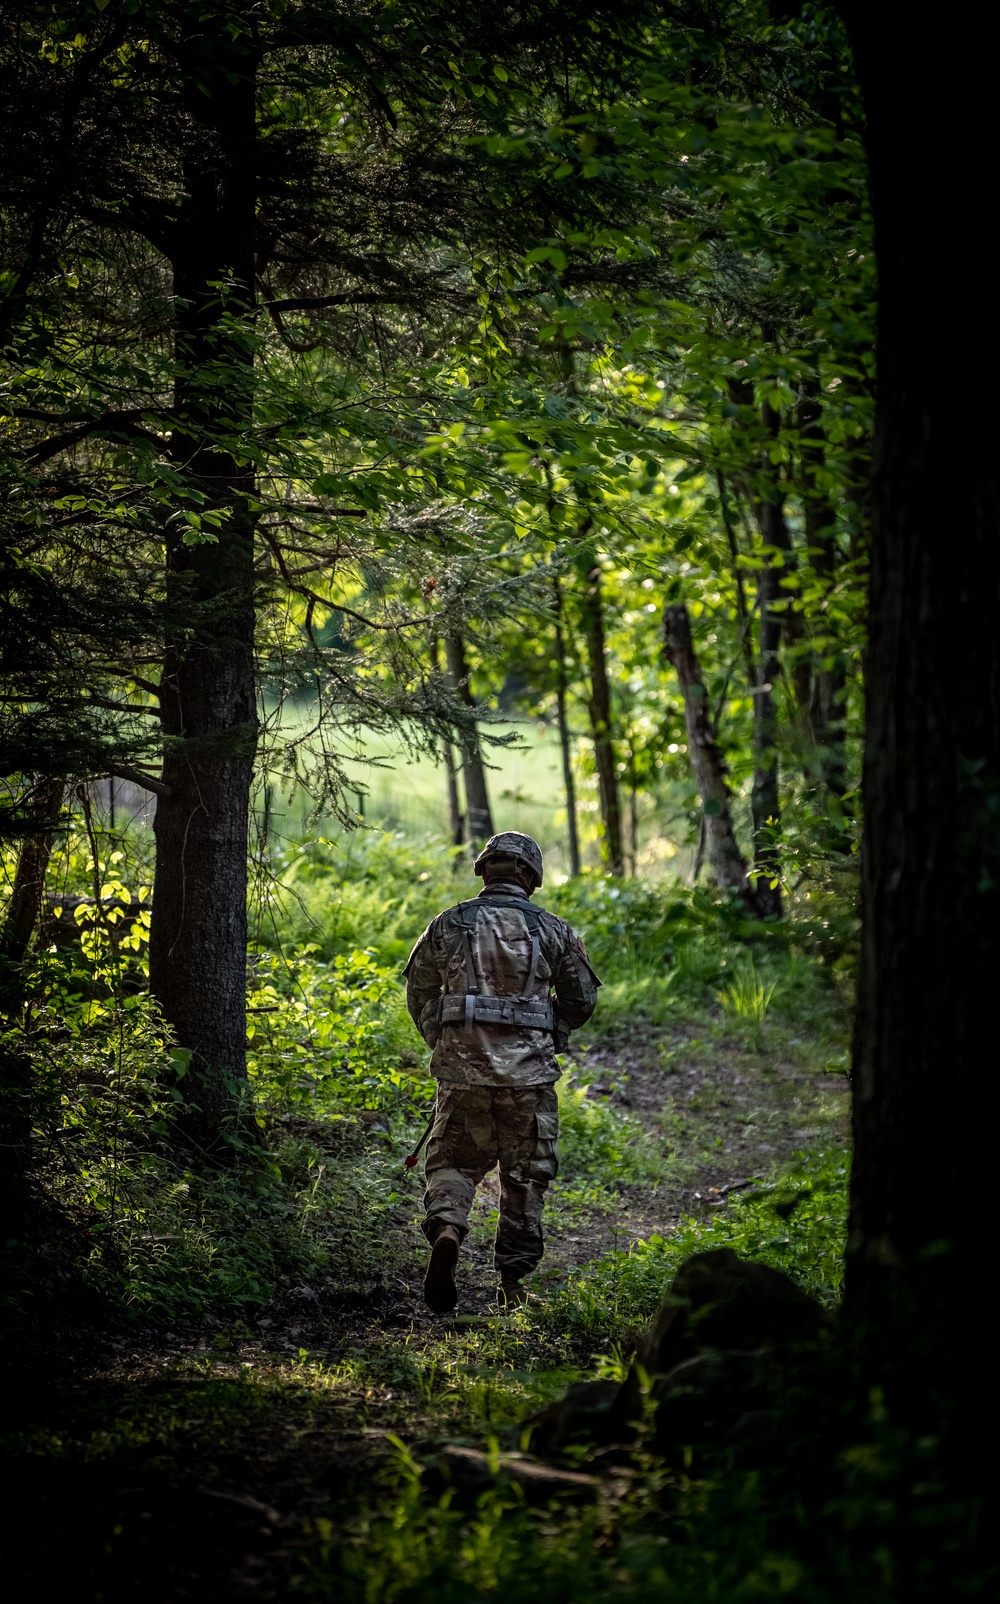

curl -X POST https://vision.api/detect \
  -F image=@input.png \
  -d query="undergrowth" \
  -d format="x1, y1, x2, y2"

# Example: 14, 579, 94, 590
0, 826, 882, 1601
4, 827, 851, 1331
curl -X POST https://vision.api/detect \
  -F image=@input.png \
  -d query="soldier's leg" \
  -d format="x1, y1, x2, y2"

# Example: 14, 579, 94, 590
422, 1085, 497, 1242
422, 1167, 479, 1242
495, 1086, 559, 1296
421, 1086, 497, 1310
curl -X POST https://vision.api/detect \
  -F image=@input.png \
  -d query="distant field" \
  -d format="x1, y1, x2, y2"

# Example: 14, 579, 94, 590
83, 705, 695, 883
260, 708, 692, 882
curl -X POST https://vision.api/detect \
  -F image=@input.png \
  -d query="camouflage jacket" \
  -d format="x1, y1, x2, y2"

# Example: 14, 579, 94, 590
403, 881, 600, 1086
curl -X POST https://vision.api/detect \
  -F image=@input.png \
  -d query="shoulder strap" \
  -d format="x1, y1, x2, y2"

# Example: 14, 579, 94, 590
456, 902, 480, 995
520, 921, 541, 1001
483, 896, 542, 999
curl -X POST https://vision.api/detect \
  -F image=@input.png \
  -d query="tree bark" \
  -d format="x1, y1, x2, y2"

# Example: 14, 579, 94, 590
444, 633, 493, 846
754, 403, 812, 739
0, 775, 64, 1223
148, 26, 259, 1152
717, 472, 757, 696
751, 494, 785, 919
552, 576, 581, 877
836, 3, 1000, 1441
443, 742, 464, 850
578, 558, 624, 875
0, 776, 65, 965
663, 604, 756, 908
627, 746, 638, 879
798, 385, 850, 801
433, 638, 465, 849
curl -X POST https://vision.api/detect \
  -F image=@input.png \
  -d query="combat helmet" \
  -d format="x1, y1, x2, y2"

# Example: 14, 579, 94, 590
473, 831, 544, 890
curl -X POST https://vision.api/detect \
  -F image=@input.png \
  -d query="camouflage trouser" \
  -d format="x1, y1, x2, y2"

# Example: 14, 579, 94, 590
422, 1085, 559, 1279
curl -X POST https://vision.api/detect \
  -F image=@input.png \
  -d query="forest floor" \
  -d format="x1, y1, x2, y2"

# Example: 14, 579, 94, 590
3, 1003, 849, 1600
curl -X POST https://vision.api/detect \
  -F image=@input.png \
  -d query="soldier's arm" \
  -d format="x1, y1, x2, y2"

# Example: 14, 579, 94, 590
549, 922, 600, 1031
403, 920, 447, 1043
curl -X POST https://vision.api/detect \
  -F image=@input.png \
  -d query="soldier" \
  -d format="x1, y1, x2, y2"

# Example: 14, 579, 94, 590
404, 831, 600, 1313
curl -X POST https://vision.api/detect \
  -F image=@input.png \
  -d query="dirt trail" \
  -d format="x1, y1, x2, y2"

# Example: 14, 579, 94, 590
390, 1018, 848, 1322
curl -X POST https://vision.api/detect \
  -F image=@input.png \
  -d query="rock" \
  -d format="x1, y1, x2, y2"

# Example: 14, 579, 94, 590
640, 1349, 768, 1449
524, 1249, 826, 1458
635, 1247, 824, 1377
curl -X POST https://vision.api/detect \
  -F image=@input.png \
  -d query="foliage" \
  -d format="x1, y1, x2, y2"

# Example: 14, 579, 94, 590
4, 952, 408, 1318
259, 830, 480, 968
3, 826, 849, 1331
531, 1146, 848, 1356
247, 944, 421, 1122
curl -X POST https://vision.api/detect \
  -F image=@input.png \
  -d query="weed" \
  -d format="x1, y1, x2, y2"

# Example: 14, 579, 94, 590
718, 958, 777, 1052
557, 1081, 665, 1189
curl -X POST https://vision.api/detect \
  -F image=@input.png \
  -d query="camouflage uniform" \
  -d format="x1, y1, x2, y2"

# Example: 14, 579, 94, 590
405, 877, 599, 1279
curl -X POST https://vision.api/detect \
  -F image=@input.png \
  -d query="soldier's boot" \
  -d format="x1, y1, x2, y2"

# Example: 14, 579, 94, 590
423, 1224, 461, 1313
496, 1275, 528, 1311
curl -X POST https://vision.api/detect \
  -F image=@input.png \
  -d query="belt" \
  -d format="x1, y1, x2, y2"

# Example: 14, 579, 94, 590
438, 994, 555, 1031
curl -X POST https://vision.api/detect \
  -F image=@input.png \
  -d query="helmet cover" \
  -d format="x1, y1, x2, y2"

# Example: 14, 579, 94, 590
473, 831, 544, 888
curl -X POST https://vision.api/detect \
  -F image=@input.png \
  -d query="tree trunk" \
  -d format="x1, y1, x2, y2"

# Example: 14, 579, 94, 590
149, 28, 259, 1153
798, 385, 850, 802
444, 633, 493, 845
433, 636, 465, 849
578, 558, 624, 875
663, 604, 756, 908
751, 495, 785, 919
726, 396, 786, 913
443, 744, 464, 849
552, 577, 581, 877
837, 4, 1000, 1442
717, 472, 757, 696
627, 746, 638, 879
0, 776, 65, 965
0, 775, 64, 1223
755, 401, 813, 753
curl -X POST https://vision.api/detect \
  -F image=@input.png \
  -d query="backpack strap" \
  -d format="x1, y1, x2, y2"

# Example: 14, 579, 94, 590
457, 902, 480, 1028
441, 897, 550, 1031
517, 904, 542, 1002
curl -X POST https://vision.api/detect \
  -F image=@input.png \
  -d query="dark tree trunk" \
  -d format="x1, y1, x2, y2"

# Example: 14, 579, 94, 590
552, 576, 581, 877
837, 5, 1000, 1440
578, 558, 624, 875
443, 742, 464, 850
799, 385, 850, 802
663, 604, 756, 909
754, 406, 812, 742
0, 776, 64, 965
717, 472, 757, 696
0, 776, 64, 1220
433, 637, 464, 849
751, 495, 785, 919
148, 29, 259, 1152
627, 746, 638, 879
444, 633, 494, 845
